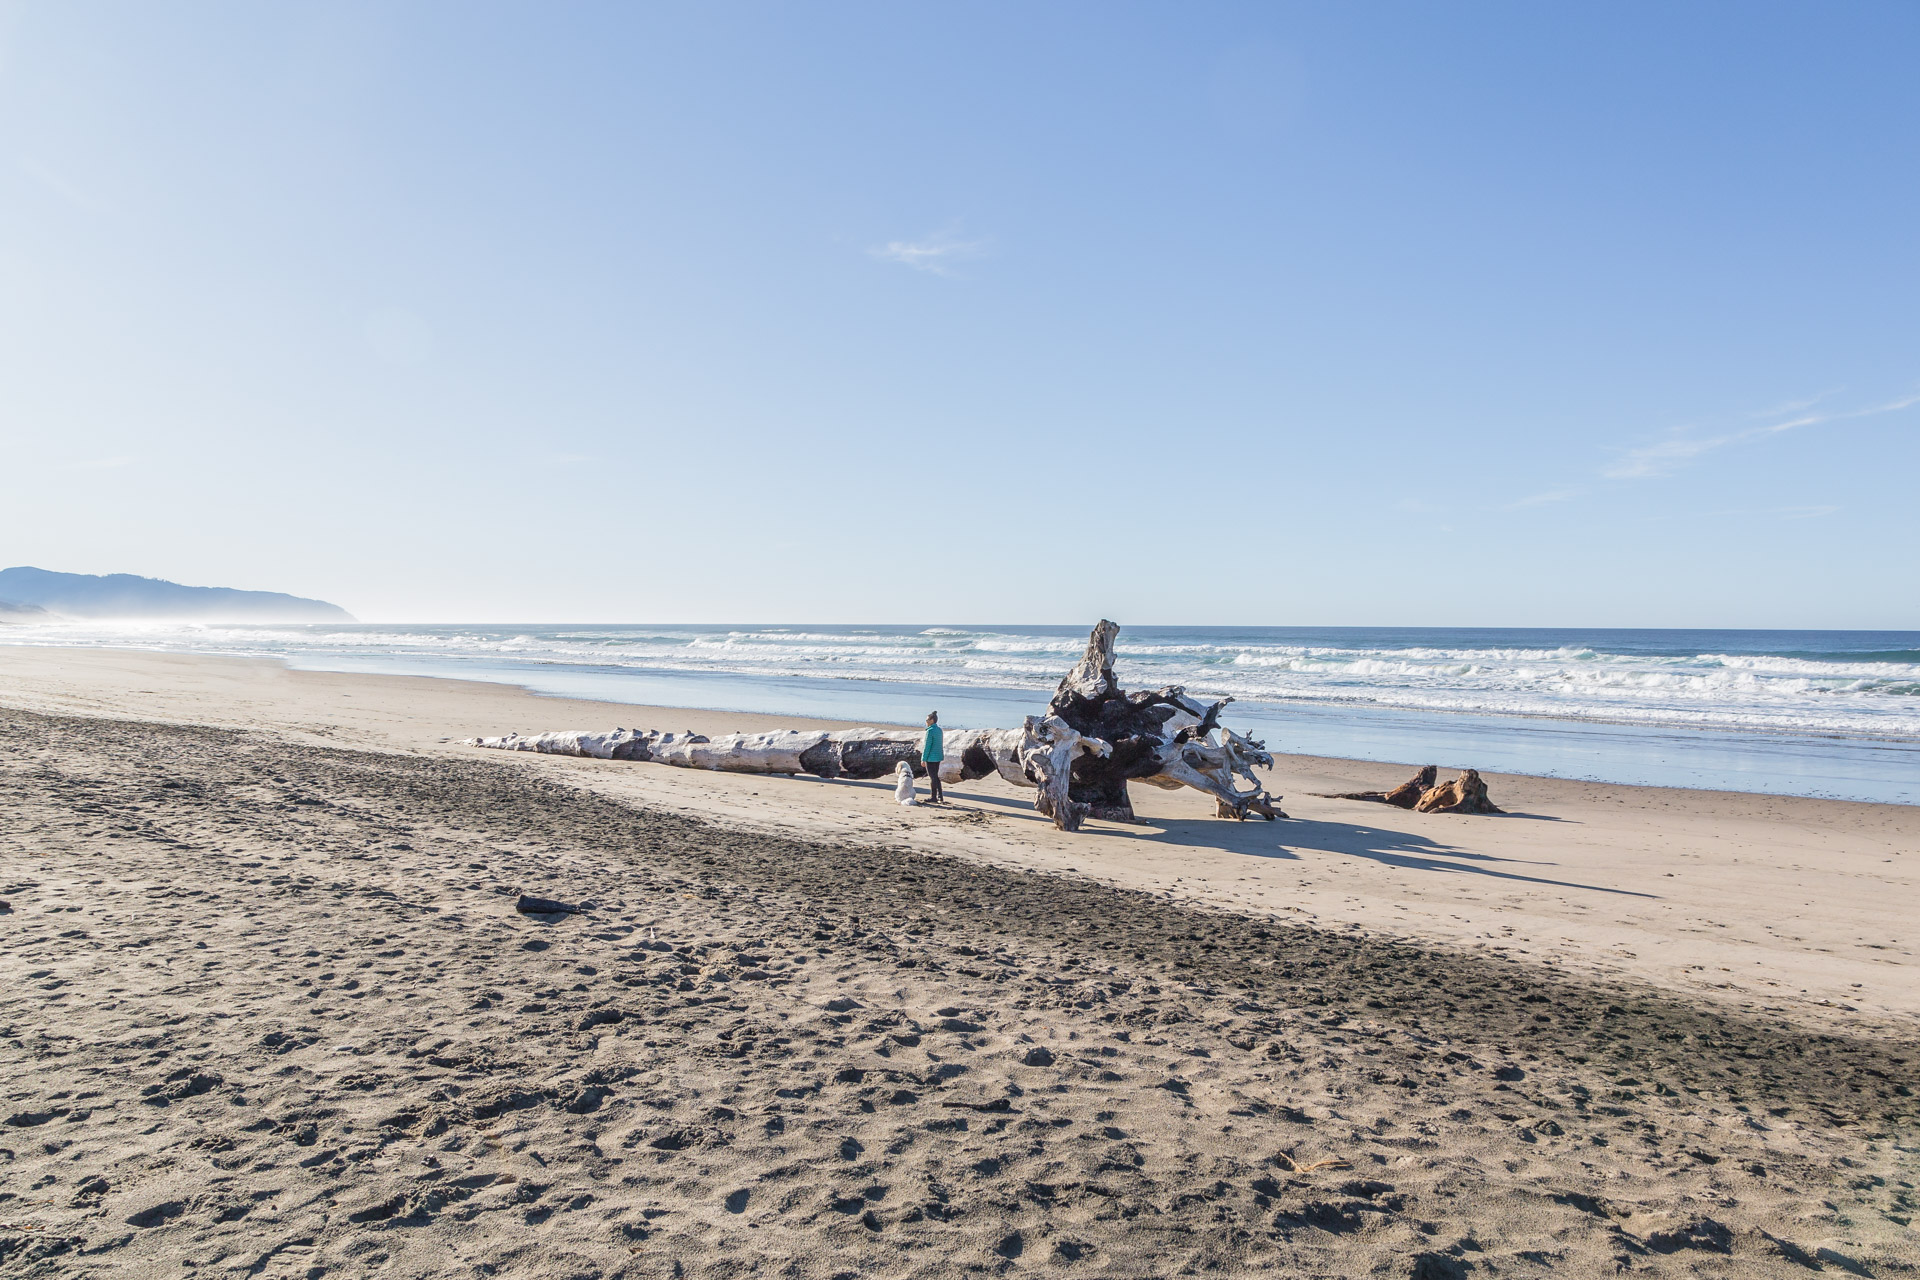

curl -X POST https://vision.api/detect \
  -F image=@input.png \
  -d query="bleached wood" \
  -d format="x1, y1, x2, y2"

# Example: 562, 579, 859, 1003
1042, 621, 1285, 823
467, 620, 1285, 831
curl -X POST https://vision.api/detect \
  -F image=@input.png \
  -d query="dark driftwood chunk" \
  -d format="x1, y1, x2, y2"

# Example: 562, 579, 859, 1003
1380, 765, 1439, 808
1324, 766, 1438, 807
797, 740, 840, 779
1320, 766, 1501, 815
836, 738, 921, 780
1414, 769, 1503, 814
515, 894, 582, 915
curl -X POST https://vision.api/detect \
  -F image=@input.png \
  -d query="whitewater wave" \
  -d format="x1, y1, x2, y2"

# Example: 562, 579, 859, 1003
5, 620, 1917, 741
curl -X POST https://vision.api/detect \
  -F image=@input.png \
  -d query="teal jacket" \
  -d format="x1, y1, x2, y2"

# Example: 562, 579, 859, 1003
921, 724, 944, 763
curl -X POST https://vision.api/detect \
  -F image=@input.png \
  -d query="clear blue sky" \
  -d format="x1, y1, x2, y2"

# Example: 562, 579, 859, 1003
3, 1, 1916, 626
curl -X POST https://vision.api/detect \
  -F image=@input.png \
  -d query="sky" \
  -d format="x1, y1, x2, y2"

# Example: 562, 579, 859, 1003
2, 1, 1916, 627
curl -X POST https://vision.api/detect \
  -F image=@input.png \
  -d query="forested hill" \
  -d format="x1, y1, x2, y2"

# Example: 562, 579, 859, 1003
0, 567, 353, 622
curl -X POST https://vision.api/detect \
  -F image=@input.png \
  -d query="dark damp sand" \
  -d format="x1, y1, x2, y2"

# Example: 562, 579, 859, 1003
2, 708, 1914, 1278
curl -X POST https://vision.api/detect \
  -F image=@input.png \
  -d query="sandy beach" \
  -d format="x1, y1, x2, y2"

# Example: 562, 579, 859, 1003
2, 647, 1916, 1276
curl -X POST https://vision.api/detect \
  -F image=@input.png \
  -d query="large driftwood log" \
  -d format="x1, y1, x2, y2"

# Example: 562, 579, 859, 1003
467, 717, 1112, 832
467, 620, 1283, 833
1045, 620, 1285, 825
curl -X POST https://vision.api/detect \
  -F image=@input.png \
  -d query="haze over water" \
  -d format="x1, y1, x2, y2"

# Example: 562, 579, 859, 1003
8, 622, 1916, 805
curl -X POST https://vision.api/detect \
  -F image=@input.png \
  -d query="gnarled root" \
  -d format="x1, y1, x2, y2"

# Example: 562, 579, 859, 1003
1217, 792, 1287, 821
1140, 725, 1286, 821
1045, 624, 1285, 823
1018, 715, 1110, 832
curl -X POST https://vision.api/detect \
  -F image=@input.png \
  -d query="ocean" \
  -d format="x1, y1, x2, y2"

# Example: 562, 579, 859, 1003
6, 621, 1916, 805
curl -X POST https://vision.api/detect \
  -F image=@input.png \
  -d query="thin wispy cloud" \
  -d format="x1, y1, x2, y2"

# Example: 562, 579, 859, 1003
1505, 487, 1580, 509
1745, 390, 1838, 420
869, 226, 990, 276
1605, 391, 1920, 480
1603, 434, 1738, 479
1497, 386, 1914, 510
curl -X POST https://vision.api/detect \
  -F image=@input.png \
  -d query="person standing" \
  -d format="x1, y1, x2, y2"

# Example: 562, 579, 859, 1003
921, 712, 945, 804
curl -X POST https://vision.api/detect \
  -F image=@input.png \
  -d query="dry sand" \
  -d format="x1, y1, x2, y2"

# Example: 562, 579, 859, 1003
1, 647, 1915, 1277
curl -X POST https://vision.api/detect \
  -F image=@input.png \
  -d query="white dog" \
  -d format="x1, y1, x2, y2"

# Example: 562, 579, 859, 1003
894, 760, 919, 806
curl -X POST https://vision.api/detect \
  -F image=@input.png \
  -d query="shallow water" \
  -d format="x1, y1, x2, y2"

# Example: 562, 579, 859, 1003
6, 621, 1916, 804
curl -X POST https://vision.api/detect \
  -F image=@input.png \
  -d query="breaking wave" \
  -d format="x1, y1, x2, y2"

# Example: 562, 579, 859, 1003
5, 620, 1918, 741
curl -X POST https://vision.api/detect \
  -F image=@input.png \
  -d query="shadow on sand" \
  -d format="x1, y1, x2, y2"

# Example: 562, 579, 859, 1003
805, 775, 1652, 901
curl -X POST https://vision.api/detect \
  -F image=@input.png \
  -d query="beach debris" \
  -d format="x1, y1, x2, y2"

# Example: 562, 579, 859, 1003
514, 894, 584, 915
1318, 766, 1503, 815
1323, 765, 1437, 808
1414, 769, 1502, 814
467, 620, 1284, 833
1270, 1151, 1352, 1173
940, 1096, 1018, 1113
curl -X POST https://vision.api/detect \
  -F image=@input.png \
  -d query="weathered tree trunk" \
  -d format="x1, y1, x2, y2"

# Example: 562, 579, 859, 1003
1044, 620, 1286, 823
467, 620, 1284, 832
467, 717, 1113, 831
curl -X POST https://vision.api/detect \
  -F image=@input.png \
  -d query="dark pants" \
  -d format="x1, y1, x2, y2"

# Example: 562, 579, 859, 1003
924, 760, 944, 802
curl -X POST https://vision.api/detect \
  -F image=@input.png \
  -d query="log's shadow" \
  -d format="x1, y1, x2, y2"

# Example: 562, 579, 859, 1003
1323, 805, 1576, 824
1060, 790, 1645, 899
1263, 818, 1654, 898
805, 777, 1646, 899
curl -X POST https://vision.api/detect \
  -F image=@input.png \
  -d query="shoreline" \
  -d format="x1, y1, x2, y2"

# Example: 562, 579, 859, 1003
4, 631, 1915, 804
2, 644, 1915, 1036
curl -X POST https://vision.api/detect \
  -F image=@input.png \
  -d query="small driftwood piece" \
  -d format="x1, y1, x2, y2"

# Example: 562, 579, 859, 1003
1413, 768, 1502, 814
1324, 765, 1437, 808
1319, 765, 1501, 815
467, 620, 1285, 834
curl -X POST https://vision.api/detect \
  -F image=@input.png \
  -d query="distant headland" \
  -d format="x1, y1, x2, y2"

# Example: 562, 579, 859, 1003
0, 566, 354, 623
